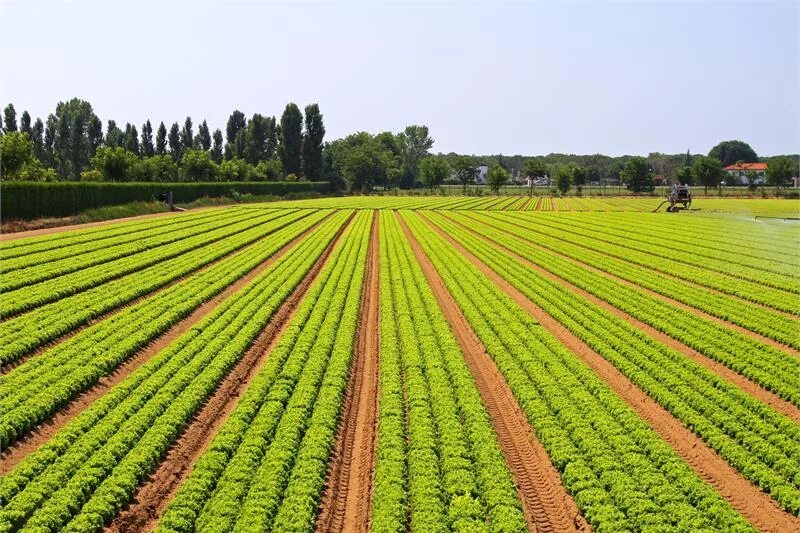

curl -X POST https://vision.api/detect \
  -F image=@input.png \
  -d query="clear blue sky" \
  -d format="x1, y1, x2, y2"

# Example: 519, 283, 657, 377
2, 1, 797, 157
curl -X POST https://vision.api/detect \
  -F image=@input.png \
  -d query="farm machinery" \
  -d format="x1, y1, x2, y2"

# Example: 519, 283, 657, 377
653, 185, 692, 212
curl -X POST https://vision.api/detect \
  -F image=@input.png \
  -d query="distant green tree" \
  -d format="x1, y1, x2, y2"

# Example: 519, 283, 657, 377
766, 156, 796, 188
19, 111, 31, 134
197, 119, 212, 152
124, 124, 140, 155
168, 122, 182, 162
745, 170, 759, 191
155, 122, 167, 156
279, 103, 303, 176
708, 140, 758, 167
453, 155, 479, 193
3, 104, 17, 132
675, 165, 694, 185
106, 120, 124, 148
571, 164, 587, 191
181, 149, 217, 181
340, 141, 394, 193
554, 165, 572, 195
418, 156, 450, 190
486, 164, 509, 194
218, 158, 256, 181
243, 114, 269, 164
0, 131, 32, 176
692, 155, 724, 193
141, 120, 155, 157
91, 146, 137, 181
225, 110, 247, 159
397, 125, 434, 188
523, 159, 548, 195
31, 118, 45, 161
302, 104, 326, 180
181, 117, 194, 150
87, 116, 103, 156
621, 157, 654, 192
132, 155, 178, 182
211, 129, 224, 163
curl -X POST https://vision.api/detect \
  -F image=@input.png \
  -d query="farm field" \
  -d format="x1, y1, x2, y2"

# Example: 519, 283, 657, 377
0, 198, 798, 533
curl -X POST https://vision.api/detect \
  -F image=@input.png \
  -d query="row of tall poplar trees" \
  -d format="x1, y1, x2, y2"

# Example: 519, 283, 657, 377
0, 99, 325, 181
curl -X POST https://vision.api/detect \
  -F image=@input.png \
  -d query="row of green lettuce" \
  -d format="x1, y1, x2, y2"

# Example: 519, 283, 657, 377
0, 210, 331, 446
423, 211, 800, 515
401, 211, 754, 531
0, 210, 315, 365
0, 211, 351, 532
157, 210, 370, 532
371, 211, 526, 532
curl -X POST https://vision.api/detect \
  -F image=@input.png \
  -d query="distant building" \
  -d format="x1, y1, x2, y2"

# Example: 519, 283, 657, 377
476, 165, 488, 184
723, 162, 767, 185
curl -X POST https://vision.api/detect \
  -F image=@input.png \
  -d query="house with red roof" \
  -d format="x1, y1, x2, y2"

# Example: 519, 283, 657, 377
723, 162, 767, 185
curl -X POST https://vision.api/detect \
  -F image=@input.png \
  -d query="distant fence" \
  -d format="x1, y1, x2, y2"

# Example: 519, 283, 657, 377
0, 181, 332, 220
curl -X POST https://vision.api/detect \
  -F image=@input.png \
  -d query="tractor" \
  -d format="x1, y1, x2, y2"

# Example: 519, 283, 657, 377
653, 185, 692, 212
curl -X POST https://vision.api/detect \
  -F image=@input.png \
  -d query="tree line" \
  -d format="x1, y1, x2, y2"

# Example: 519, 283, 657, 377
0, 99, 325, 183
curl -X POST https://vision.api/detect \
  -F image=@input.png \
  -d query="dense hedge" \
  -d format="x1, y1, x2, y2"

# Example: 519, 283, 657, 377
0, 181, 331, 220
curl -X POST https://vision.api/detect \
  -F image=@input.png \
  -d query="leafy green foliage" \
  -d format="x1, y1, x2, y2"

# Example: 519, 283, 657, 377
621, 156, 654, 192
486, 164, 509, 193
418, 156, 450, 190
708, 140, 758, 167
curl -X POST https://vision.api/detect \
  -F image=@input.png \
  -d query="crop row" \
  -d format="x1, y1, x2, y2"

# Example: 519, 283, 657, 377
0, 208, 242, 273
0, 210, 339, 447
1, 209, 251, 285
424, 212, 800, 514
371, 212, 525, 532
0, 210, 351, 533
483, 212, 798, 314
511, 212, 799, 297
401, 211, 752, 531
543, 212, 799, 268
1, 209, 295, 316
461, 211, 799, 347
0, 208, 235, 258
442, 212, 800, 398
0, 209, 316, 364
540, 213, 799, 278
157, 210, 371, 532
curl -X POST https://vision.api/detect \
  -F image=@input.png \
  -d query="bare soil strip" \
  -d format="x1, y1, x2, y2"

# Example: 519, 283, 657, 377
473, 213, 800, 354
399, 214, 587, 533
0, 206, 229, 241
106, 213, 355, 533
440, 215, 800, 422
1, 211, 328, 375
315, 211, 380, 533
419, 214, 800, 533
0, 213, 336, 473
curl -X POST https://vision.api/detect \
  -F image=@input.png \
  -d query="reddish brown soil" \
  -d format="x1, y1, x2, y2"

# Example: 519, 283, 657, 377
419, 213, 800, 533
399, 213, 588, 533
0, 214, 336, 473
439, 215, 800, 423
0, 206, 228, 240
106, 213, 354, 533
315, 211, 380, 533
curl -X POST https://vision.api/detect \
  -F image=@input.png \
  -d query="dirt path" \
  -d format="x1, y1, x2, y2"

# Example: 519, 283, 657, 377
0, 214, 337, 473
315, 211, 380, 533
399, 213, 587, 533
418, 214, 800, 533
106, 213, 355, 533
0, 206, 231, 241
438, 215, 800, 422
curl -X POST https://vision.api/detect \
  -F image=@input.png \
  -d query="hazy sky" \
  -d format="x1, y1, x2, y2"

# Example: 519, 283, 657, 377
2, 1, 798, 156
